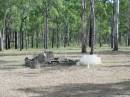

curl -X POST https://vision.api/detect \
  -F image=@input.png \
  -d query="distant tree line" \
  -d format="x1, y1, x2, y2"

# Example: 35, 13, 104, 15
0, 0, 129, 54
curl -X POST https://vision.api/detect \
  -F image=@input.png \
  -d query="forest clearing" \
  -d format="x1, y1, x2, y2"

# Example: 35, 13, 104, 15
0, 47, 130, 97
0, 0, 130, 97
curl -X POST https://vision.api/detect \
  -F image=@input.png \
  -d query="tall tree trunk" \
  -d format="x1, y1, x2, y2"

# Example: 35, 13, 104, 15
5, 28, 8, 50
56, 19, 59, 48
44, 6, 49, 49
111, 2, 115, 49
21, 32, 24, 50
25, 19, 28, 49
31, 34, 34, 48
27, 34, 30, 48
4, 9, 11, 50
51, 29, 55, 48
90, 0, 95, 55
20, 18, 24, 51
64, 23, 69, 47
81, 0, 87, 53
0, 31, 3, 51
0, 28, 4, 51
3, 10, 8, 50
99, 37, 102, 47
36, 32, 39, 48
113, 0, 119, 51
25, 31, 28, 49
99, 15, 102, 47
128, 35, 130, 46
127, 0, 130, 46
5, 28, 10, 50
7, 30, 10, 49
86, 16, 90, 49
14, 31, 18, 49
111, 31, 114, 48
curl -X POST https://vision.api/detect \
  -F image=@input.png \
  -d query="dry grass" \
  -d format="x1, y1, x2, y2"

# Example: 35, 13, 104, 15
0, 50, 130, 97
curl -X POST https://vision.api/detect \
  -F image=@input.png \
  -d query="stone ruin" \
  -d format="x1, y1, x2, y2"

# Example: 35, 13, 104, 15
24, 51, 78, 69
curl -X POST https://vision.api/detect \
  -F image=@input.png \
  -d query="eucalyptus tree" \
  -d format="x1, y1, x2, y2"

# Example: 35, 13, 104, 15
81, 0, 87, 53
127, 0, 130, 46
62, 0, 81, 47
90, 0, 95, 54
95, 0, 111, 47
113, 0, 119, 51
35, 0, 63, 49
0, 0, 9, 51
3, 1, 13, 50
0, 0, 128, 51
17, 0, 30, 50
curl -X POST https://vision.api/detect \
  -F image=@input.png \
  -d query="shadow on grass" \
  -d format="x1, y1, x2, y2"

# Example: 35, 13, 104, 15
96, 50, 130, 55
0, 60, 18, 64
104, 65, 130, 68
17, 80, 130, 97
56, 50, 130, 55
105, 61, 130, 63
0, 60, 23, 70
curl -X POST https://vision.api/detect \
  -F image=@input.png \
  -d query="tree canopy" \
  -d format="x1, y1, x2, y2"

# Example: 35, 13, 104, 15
0, 0, 129, 53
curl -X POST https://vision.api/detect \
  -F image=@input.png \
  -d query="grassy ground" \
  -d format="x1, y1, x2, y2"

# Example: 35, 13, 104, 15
0, 47, 130, 97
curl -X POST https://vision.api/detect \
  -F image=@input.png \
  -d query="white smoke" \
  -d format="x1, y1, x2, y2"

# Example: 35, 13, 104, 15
77, 54, 102, 68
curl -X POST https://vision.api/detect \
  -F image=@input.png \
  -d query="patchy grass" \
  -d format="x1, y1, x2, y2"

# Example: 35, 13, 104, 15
0, 48, 130, 97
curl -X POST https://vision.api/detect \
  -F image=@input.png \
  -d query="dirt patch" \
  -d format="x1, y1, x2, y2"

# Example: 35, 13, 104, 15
0, 53, 130, 97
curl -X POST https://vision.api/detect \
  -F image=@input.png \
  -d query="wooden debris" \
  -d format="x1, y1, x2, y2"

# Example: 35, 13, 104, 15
24, 51, 78, 69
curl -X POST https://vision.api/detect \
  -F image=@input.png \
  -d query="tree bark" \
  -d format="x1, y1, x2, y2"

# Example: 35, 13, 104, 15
36, 32, 39, 48
0, 27, 4, 51
25, 31, 28, 50
14, 31, 18, 49
111, 32, 114, 48
5, 28, 11, 50
56, 18, 59, 48
113, 0, 119, 51
111, 2, 115, 49
51, 29, 55, 48
4, 9, 11, 50
81, 0, 87, 53
20, 18, 24, 51
64, 23, 69, 47
90, 0, 95, 55
127, 0, 130, 46
27, 34, 30, 48
7, 30, 10, 49
5, 28, 8, 50
128, 34, 130, 46
44, 5, 49, 49
31, 34, 34, 48
0, 31, 3, 51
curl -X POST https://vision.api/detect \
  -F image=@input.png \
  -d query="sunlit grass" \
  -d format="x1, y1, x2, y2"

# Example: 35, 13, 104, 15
0, 45, 130, 56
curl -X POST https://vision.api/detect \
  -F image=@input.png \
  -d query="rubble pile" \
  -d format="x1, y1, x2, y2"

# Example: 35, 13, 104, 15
24, 51, 78, 69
